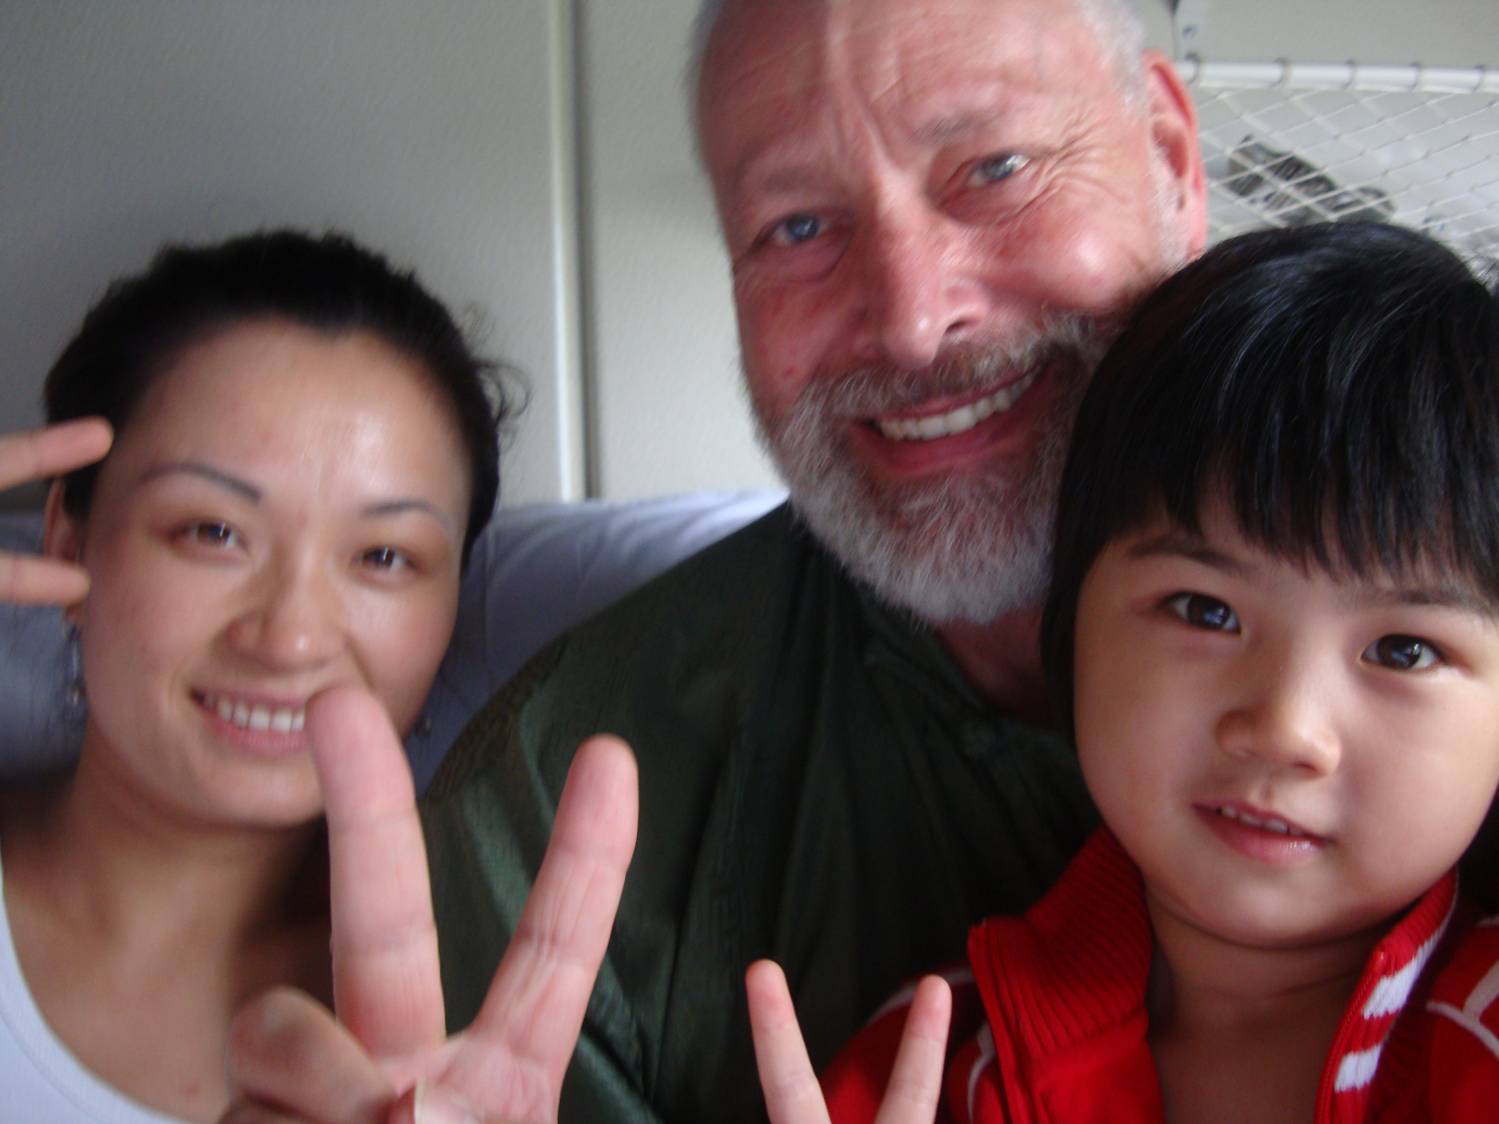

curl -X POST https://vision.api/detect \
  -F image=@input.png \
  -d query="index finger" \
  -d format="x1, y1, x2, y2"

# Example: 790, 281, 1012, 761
873, 975, 950, 1124
747, 959, 831, 1124
0, 553, 92, 606
0, 419, 112, 493
441, 734, 638, 1106
308, 685, 446, 1065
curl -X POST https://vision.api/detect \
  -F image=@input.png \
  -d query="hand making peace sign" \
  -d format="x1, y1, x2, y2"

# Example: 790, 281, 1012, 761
0, 418, 111, 604
220, 690, 948, 1124
221, 686, 638, 1124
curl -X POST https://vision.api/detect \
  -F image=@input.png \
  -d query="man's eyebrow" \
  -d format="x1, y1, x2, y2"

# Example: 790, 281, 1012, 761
913, 111, 1002, 146
1124, 532, 1251, 577
138, 461, 261, 502
730, 112, 1003, 195
728, 157, 823, 204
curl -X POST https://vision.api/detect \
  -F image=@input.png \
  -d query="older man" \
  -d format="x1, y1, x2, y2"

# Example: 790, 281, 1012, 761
225, 0, 1204, 1120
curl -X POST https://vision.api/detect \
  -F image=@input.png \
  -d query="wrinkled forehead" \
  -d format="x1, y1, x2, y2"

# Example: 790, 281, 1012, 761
697, 0, 1107, 177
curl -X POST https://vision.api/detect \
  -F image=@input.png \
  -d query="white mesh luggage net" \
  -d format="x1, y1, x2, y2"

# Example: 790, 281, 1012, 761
1179, 58, 1498, 263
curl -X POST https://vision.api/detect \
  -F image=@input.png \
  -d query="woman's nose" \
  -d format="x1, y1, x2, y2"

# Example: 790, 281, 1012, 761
225, 563, 344, 668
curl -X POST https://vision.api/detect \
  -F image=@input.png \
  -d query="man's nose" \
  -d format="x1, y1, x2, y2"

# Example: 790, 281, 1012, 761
1214, 655, 1342, 776
226, 560, 344, 669
854, 207, 987, 370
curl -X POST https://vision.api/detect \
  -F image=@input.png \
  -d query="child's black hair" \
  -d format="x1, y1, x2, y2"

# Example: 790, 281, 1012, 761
1039, 221, 1499, 901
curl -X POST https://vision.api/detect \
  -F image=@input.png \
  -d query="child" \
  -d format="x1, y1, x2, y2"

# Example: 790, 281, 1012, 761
754, 222, 1499, 1123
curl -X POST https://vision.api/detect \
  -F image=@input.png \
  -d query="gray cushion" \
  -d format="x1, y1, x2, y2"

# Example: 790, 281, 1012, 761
0, 491, 783, 791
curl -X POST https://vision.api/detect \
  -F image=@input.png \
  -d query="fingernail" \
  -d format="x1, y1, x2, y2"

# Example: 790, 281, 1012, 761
412, 1081, 482, 1124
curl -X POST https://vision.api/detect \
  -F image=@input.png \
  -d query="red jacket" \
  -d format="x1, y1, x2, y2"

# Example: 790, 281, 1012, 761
823, 830, 1499, 1122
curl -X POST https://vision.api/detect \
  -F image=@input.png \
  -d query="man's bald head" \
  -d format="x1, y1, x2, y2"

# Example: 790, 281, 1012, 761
690, 0, 1151, 141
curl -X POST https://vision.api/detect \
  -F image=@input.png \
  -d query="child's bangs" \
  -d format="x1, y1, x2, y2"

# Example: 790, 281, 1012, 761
1042, 222, 1499, 728
1106, 224, 1499, 604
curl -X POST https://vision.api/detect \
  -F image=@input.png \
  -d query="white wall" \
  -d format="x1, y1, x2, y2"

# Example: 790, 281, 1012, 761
1163, 0, 1499, 64
575, 0, 771, 499
0, 0, 582, 505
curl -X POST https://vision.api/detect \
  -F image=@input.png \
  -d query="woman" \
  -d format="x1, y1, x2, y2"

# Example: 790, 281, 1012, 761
0, 229, 506, 1122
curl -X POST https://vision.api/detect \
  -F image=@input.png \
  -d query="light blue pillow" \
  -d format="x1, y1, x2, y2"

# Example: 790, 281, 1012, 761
0, 513, 84, 775
0, 493, 783, 791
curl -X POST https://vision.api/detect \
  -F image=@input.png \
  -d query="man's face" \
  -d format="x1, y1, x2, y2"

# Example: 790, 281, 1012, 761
699, 0, 1204, 622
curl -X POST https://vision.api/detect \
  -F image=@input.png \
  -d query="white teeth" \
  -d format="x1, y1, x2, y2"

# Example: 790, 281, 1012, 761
201, 692, 306, 734
875, 367, 1040, 441
1216, 806, 1299, 836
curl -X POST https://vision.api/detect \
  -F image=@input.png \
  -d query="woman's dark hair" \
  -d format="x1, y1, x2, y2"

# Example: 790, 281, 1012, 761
43, 228, 509, 565
1038, 220, 1499, 902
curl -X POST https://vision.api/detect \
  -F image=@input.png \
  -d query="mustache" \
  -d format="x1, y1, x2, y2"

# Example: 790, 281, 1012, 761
790, 312, 1113, 420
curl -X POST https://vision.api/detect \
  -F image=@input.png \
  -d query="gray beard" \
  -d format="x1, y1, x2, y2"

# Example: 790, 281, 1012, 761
752, 316, 1109, 624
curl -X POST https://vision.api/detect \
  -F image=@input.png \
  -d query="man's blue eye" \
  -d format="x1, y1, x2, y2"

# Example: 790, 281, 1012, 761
1164, 592, 1239, 633
965, 153, 1028, 187
770, 213, 822, 245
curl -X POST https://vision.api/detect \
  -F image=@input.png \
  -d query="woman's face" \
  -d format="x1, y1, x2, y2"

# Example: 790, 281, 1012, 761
52, 319, 472, 829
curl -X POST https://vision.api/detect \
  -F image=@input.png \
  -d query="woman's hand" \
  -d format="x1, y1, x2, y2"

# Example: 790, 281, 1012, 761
747, 961, 951, 1124
0, 419, 111, 604
222, 686, 638, 1124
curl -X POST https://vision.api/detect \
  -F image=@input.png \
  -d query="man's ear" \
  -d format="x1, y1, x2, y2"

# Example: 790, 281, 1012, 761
42, 480, 85, 570
1141, 49, 1208, 259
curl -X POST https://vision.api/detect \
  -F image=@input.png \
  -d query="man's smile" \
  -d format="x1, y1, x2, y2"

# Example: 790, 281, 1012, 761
871, 366, 1043, 441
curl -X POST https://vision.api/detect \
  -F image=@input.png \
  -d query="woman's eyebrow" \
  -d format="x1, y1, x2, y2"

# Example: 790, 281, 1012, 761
138, 460, 261, 502
137, 463, 457, 535
361, 498, 458, 535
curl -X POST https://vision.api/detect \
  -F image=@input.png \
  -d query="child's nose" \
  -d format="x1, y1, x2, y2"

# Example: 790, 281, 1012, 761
1215, 669, 1341, 776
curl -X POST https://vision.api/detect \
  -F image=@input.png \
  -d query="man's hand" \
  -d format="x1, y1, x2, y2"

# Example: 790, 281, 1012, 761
222, 685, 638, 1124
0, 419, 111, 604
747, 961, 950, 1124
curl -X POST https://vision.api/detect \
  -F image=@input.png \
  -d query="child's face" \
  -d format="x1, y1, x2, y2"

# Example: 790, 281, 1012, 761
1072, 499, 1499, 950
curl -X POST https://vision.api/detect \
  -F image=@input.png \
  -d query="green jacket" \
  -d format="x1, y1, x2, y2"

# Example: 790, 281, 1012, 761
423, 505, 1095, 1122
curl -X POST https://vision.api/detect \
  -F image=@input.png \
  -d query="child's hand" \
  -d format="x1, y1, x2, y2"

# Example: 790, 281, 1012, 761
747, 960, 951, 1124
0, 418, 111, 604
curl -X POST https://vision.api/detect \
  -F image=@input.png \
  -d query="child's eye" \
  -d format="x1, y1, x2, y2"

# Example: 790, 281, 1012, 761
1362, 634, 1442, 671
1164, 592, 1239, 633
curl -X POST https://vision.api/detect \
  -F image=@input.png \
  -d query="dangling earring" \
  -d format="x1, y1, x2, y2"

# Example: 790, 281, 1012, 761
64, 620, 85, 708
